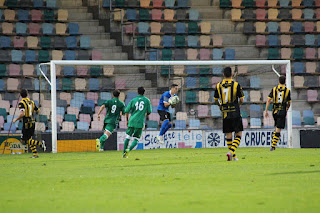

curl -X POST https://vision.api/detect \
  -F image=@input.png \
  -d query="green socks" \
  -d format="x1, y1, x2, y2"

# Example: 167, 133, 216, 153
123, 138, 130, 153
99, 134, 108, 149
129, 139, 138, 151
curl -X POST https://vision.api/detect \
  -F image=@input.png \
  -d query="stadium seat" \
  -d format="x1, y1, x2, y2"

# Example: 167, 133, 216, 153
0, 65, 7, 77
189, 9, 199, 21
250, 118, 261, 128
58, 9, 68, 22
174, 120, 187, 129
61, 121, 75, 132
69, 23, 80, 35
163, 35, 173, 48
212, 48, 223, 60
185, 91, 197, 104
11, 50, 23, 63
188, 22, 198, 34
176, 22, 186, 34
225, 48, 235, 60
307, 90, 318, 102
148, 113, 160, 122
189, 119, 200, 129
152, 9, 162, 21
197, 105, 209, 118
146, 120, 158, 130
0, 36, 11, 49
292, 110, 302, 127
250, 104, 262, 118
44, 9, 55, 22
186, 77, 197, 88
3, 122, 16, 133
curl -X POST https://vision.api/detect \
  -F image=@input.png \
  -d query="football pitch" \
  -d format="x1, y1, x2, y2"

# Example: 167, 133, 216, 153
0, 148, 319, 213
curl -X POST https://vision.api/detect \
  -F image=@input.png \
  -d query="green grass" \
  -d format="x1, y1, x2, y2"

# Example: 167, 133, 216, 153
0, 148, 319, 213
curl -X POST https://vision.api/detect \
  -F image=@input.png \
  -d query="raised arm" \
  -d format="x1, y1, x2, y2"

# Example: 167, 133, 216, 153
97, 104, 105, 121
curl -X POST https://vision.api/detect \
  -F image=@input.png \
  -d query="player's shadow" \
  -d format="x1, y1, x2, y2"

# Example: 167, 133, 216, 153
268, 170, 320, 176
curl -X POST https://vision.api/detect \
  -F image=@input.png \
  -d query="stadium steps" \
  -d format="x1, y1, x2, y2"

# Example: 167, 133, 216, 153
59, 0, 128, 60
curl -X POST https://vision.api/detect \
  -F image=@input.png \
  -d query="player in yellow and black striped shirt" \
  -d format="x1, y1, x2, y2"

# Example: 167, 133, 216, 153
264, 75, 291, 151
13, 89, 46, 158
214, 67, 245, 161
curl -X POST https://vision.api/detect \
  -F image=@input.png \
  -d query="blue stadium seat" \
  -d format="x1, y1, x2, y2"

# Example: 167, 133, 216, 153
83, 99, 95, 110
225, 48, 235, 60
268, 35, 278, 46
175, 120, 187, 129
65, 50, 76, 60
70, 99, 82, 109
304, 0, 313, 7
304, 9, 314, 20
7, 115, 19, 128
80, 36, 91, 49
186, 77, 197, 88
100, 92, 112, 100
0, 79, 4, 91
103, 0, 110, 7
303, 110, 315, 125
292, 110, 301, 126
0, 36, 11, 48
189, 9, 199, 21
25, 50, 36, 63
66, 36, 77, 49
46, 0, 57, 8
293, 62, 305, 74
89, 78, 100, 91
149, 49, 158, 61
250, 104, 262, 118
176, 22, 186, 34
126, 92, 138, 100
77, 121, 89, 131
63, 66, 75, 76
186, 65, 197, 74
42, 23, 54, 35
212, 48, 223, 60
210, 105, 221, 118
69, 23, 80, 35
16, 23, 28, 35
177, 0, 188, 8
212, 66, 223, 75
189, 119, 200, 128
250, 76, 260, 88
187, 35, 199, 47
268, 22, 278, 33
3, 122, 16, 133
163, 35, 173, 48
250, 118, 261, 127
292, 22, 303, 33
11, 50, 23, 63
165, 0, 175, 8
138, 22, 149, 34
305, 34, 315, 46
17, 10, 29, 22
33, 0, 44, 8
126, 9, 137, 21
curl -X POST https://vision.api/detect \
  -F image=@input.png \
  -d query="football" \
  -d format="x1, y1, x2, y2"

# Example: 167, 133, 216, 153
169, 96, 179, 105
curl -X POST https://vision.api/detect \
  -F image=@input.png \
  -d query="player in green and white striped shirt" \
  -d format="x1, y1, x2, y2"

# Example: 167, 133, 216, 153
123, 87, 152, 158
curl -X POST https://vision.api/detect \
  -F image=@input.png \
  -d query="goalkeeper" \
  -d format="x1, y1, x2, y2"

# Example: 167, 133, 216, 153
96, 90, 125, 151
123, 87, 152, 158
156, 84, 179, 144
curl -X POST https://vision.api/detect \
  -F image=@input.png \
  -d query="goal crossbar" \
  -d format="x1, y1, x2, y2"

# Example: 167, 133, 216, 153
43, 60, 292, 153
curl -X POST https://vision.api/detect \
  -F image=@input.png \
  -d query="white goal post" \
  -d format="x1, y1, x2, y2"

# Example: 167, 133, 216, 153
39, 60, 292, 153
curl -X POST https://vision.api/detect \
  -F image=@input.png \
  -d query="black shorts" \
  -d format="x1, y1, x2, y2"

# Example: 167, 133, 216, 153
21, 123, 35, 141
273, 115, 286, 129
223, 117, 243, 133
158, 110, 171, 121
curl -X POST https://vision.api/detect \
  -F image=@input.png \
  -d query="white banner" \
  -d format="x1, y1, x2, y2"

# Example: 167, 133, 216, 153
117, 129, 288, 150
204, 130, 288, 148
117, 130, 203, 150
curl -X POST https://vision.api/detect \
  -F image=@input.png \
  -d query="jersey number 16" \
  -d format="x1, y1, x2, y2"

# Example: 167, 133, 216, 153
135, 101, 144, 111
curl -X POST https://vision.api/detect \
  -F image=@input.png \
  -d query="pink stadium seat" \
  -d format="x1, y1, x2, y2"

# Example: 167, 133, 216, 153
119, 120, 127, 129
256, 9, 267, 21
211, 77, 221, 88
199, 49, 210, 60
60, 92, 72, 105
292, 9, 302, 20
153, 0, 164, 8
13, 36, 26, 48
306, 62, 316, 73
29, 23, 41, 35
152, 9, 162, 21
61, 121, 75, 132
250, 91, 261, 102
212, 35, 223, 47
8, 64, 20, 76
94, 106, 106, 116
90, 120, 104, 131
281, 48, 292, 59
2, 23, 13, 34
255, 0, 266, 7
242, 118, 248, 128
125, 23, 137, 34
150, 22, 162, 34
7, 78, 19, 91
76, 66, 89, 76
31, 10, 42, 22
304, 22, 315, 33
280, 35, 291, 46
307, 90, 318, 102
0, 100, 10, 111
316, 9, 320, 19
151, 99, 159, 106
115, 78, 126, 90
256, 35, 266, 47
75, 78, 86, 90
42, 100, 51, 108
92, 50, 103, 60
197, 105, 209, 118
263, 113, 274, 127
79, 113, 91, 125
86, 92, 98, 104
148, 113, 160, 122
306, 48, 316, 60
262, 90, 270, 101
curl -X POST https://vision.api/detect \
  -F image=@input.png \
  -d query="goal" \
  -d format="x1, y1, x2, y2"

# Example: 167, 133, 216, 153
38, 60, 292, 153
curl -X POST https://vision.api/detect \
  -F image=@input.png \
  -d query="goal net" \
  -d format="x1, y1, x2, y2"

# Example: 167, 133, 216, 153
37, 60, 292, 153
